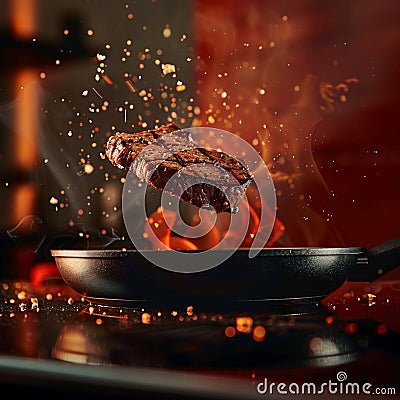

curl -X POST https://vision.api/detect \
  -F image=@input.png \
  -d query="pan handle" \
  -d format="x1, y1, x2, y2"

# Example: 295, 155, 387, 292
348, 237, 400, 282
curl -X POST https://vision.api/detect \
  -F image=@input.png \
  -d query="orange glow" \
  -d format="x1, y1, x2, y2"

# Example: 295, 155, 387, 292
190, 210, 222, 249
145, 207, 199, 250
308, 336, 324, 353
10, 0, 37, 38
252, 325, 266, 342
141, 313, 152, 324
13, 183, 37, 227
168, 236, 198, 250
325, 315, 335, 325
144, 196, 284, 250
14, 69, 39, 168
377, 324, 387, 335
186, 306, 194, 316
224, 326, 236, 338
345, 322, 358, 334
235, 316, 253, 334
102, 75, 113, 85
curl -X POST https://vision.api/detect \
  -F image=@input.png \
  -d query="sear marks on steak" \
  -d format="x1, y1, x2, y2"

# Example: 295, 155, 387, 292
105, 123, 253, 213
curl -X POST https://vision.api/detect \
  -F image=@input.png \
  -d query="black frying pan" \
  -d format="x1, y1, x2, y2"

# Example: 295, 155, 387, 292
51, 237, 400, 308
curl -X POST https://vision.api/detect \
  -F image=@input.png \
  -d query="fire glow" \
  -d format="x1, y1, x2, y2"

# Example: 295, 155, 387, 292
23, 1, 367, 250
144, 192, 285, 251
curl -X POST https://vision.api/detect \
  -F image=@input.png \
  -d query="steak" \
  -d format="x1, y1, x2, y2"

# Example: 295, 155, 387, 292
105, 123, 253, 213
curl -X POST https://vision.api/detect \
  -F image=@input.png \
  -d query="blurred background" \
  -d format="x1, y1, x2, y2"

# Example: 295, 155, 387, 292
0, 0, 399, 278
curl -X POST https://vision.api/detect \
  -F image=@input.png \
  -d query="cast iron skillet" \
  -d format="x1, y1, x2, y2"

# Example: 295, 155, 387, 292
51, 237, 400, 308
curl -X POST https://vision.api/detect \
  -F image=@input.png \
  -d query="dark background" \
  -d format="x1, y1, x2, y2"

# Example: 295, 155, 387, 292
0, 0, 399, 277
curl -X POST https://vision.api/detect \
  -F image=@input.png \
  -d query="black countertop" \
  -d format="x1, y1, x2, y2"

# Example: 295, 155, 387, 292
0, 264, 400, 399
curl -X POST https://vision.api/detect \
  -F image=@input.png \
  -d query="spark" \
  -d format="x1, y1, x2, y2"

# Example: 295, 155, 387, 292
161, 63, 176, 75
176, 82, 186, 92
96, 53, 106, 61
125, 80, 137, 92
83, 164, 95, 175
102, 75, 113, 85
163, 25, 172, 38
92, 88, 103, 99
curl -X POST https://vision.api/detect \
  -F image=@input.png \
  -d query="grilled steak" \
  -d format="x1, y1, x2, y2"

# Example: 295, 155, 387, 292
105, 124, 253, 213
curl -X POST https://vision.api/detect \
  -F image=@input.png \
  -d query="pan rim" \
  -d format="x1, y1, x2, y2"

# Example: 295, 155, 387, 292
51, 247, 364, 258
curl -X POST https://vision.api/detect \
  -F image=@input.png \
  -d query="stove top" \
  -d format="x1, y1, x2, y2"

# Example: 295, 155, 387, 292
0, 267, 400, 399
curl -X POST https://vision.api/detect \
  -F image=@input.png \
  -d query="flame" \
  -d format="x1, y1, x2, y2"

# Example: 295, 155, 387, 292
144, 196, 284, 251
144, 207, 199, 250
